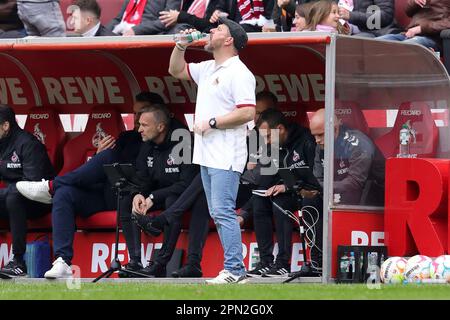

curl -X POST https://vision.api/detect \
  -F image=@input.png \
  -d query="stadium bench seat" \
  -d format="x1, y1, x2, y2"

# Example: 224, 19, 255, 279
24, 107, 67, 173
335, 101, 370, 136
56, 107, 126, 229
59, 107, 125, 176
375, 101, 439, 159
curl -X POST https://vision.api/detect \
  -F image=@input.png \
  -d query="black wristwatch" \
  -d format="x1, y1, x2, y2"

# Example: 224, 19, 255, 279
209, 117, 217, 129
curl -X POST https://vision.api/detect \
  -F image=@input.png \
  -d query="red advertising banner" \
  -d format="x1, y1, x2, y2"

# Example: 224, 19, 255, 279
331, 211, 384, 277
0, 39, 326, 118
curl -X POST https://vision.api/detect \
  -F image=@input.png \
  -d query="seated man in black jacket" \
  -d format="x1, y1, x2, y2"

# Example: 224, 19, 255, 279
70, 0, 117, 37
247, 109, 317, 278
0, 105, 55, 279
130, 104, 198, 277
15, 92, 164, 279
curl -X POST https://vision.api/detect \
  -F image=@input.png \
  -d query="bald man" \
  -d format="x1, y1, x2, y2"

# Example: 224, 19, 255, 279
309, 108, 385, 206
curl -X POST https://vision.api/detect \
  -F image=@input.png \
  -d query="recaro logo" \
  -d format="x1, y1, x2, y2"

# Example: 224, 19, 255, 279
92, 113, 112, 119
29, 113, 49, 120
335, 109, 352, 115
401, 110, 421, 116
282, 111, 297, 117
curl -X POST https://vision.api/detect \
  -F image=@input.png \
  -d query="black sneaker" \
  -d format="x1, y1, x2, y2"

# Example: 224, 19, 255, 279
131, 213, 162, 237
118, 260, 143, 278
138, 261, 166, 278
172, 264, 203, 278
262, 264, 290, 278
0, 260, 27, 279
246, 263, 271, 278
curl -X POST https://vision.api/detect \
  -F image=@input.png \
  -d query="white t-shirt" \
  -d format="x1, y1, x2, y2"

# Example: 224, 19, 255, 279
188, 55, 256, 173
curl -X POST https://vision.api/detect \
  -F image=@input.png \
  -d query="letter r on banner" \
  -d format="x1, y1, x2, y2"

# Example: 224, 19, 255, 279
385, 158, 448, 256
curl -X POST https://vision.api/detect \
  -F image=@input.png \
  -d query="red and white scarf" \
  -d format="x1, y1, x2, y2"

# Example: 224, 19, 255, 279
187, 0, 208, 18
237, 0, 264, 21
122, 0, 148, 25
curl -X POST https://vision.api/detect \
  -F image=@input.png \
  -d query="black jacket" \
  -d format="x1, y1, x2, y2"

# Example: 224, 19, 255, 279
272, 0, 314, 32
114, 130, 142, 165
313, 125, 385, 205
107, 0, 182, 35
349, 0, 402, 36
95, 25, 117, 36
216, 0, 274, 26
134, 120, 198, 204
0, 126, 55, 185
176, 0, 220, 32
0, 0, 23, 32
258, 123, 316, 188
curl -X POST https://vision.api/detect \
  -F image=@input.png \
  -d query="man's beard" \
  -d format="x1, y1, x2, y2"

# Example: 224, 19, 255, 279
204, 43, 214, 53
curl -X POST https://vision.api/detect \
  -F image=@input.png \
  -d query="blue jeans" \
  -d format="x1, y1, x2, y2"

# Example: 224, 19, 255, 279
52, 149, 138, 264
377, 33, 439, 51
200, 166, 245, 276
17, 1, 65, 37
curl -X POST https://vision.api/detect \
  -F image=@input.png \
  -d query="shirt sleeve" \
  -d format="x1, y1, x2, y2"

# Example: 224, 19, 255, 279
187, 61, 205, 84
231, 69, 256, 107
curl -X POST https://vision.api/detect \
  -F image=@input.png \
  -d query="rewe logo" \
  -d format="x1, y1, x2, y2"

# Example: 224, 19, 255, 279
91, 113, 111, 119
401, 110, 421, 116
0, 243, 13, 268
91, 242, 163, 273
29, 113, 49, 120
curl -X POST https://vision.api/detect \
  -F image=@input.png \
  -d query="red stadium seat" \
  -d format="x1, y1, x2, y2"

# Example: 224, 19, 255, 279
76, 211, 118, 230
24, 107, 67, 173
375, 101, 439, 159
59, 107, 125, 176
335, 101, 370, 136
58, 108, 125, 230
27, 214, 53, 230
280, 107, 310, 128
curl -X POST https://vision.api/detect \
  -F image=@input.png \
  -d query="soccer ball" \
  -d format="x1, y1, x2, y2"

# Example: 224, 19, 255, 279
380, 257, 407, 284
429, 255, 450, 282
404, 255, 433, 282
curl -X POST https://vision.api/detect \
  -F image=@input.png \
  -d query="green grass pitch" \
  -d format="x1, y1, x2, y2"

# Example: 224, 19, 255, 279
1, 282, 450, 300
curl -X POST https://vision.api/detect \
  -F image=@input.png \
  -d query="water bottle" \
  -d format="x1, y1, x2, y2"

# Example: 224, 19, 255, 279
367, 252, 378, 284
250, 247, 260, 270
173, 31, 208, 45
348, 252, 355, 279
398, 124, 410, 158
339, 252, 349, 279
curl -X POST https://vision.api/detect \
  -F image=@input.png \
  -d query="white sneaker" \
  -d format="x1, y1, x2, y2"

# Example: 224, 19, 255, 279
16, 179, 52, 204
206, 270, 247, 284
44, 257, 72, 279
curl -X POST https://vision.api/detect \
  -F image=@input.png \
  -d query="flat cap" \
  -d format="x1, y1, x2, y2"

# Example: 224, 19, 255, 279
219, 17, 248, 51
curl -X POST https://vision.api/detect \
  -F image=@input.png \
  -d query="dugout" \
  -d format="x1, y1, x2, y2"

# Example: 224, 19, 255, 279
0, 33, 449, 282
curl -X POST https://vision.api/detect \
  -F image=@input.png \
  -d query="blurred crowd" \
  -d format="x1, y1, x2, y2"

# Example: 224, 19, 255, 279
0, 0, 449, 51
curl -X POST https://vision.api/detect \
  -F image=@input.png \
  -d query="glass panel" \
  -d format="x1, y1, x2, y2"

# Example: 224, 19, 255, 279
333, 36, 450, 207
